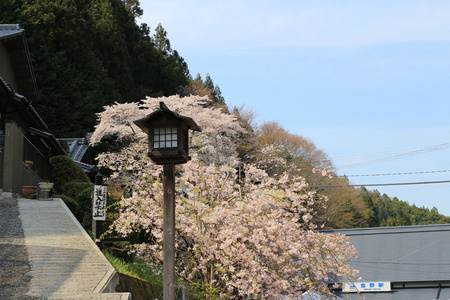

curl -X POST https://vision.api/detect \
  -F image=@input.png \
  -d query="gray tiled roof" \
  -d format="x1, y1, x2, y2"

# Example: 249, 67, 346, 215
325, 224, 450, 299
0, 24, 23, 39
327, 224, 450, 282
58, 138, 94, 172
61, 138, 89, 162
337, 287, 450, 300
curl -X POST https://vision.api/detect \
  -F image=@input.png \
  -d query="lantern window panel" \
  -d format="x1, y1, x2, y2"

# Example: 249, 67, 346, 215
153, 126, 178, 149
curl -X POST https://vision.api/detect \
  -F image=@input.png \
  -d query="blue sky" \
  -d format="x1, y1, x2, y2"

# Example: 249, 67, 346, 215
140, 0, 450, 216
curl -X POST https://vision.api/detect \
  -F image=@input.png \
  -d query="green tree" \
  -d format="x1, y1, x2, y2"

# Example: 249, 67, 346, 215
359, 188, 450, 227
152, 23, 172, 55
180, 73, 226, 105
0, 0, 23, 23
0, 0, 190, 137
360, 187, 379, 227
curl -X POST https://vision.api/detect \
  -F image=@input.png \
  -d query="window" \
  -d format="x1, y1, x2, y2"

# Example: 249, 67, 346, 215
153, 127, 178, 149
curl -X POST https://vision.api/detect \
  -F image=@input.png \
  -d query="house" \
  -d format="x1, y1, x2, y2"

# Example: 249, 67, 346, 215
325, 224, 450, 299
0, 24, 65, 195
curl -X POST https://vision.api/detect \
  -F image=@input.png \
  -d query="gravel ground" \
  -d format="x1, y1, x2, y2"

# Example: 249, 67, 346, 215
0, 196, 38, 299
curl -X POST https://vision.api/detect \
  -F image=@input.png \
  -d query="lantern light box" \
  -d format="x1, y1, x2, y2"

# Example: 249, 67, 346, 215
134, 102, 201, 165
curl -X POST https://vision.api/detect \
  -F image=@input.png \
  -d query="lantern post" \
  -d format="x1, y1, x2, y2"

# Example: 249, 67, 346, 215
134, 102, 201, 300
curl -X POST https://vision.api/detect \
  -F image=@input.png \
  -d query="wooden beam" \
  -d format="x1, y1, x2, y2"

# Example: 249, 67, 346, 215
163, 163, 176, 300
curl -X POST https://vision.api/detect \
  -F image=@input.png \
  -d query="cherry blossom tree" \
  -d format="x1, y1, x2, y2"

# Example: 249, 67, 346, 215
91, 95, 358, 299
91, 95, 244, 168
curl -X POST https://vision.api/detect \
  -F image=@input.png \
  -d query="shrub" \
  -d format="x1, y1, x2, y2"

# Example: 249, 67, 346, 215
50, 155, 90, 193
60, 181, 94, 199
55, 181, 94, 229
77, 186, 95, 230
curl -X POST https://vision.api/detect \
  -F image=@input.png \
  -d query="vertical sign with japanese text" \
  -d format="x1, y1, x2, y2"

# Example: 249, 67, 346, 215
93, 185, 107, 221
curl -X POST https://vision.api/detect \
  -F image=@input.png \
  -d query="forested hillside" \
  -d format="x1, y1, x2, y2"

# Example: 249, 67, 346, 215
360, 187, 450, 226
1, 0, 189, 137
1, 0, 448, 228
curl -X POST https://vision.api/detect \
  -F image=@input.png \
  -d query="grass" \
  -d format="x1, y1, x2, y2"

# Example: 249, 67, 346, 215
103, 250, 203, 299
103, 250, 163, 285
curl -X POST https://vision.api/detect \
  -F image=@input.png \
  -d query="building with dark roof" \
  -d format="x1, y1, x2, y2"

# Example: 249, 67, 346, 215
0, 24, 66, 195
325, 224, 450, 299
58, 137, 95, 172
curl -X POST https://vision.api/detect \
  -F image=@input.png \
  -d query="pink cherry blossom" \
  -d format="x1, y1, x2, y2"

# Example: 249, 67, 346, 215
91, 96, 358, 299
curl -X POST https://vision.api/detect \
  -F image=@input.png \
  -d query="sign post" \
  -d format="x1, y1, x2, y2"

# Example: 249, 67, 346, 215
93, 172, 106, 249
93, 185, 107, 221
163, 163, 176, 299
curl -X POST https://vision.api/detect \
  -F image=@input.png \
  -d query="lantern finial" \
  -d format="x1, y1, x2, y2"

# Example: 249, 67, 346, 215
160, 101, 170, 112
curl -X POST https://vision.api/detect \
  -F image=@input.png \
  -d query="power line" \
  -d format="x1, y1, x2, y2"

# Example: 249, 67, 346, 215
353, 260, 450, 266
334, 142, 450, 161
344, 169, 450, 177
299, 169, 450, 178
334, 142, 450, 170
311, 179, 450, 188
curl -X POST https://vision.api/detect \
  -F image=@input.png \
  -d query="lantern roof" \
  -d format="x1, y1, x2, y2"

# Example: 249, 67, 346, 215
134, 102, 201, 133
